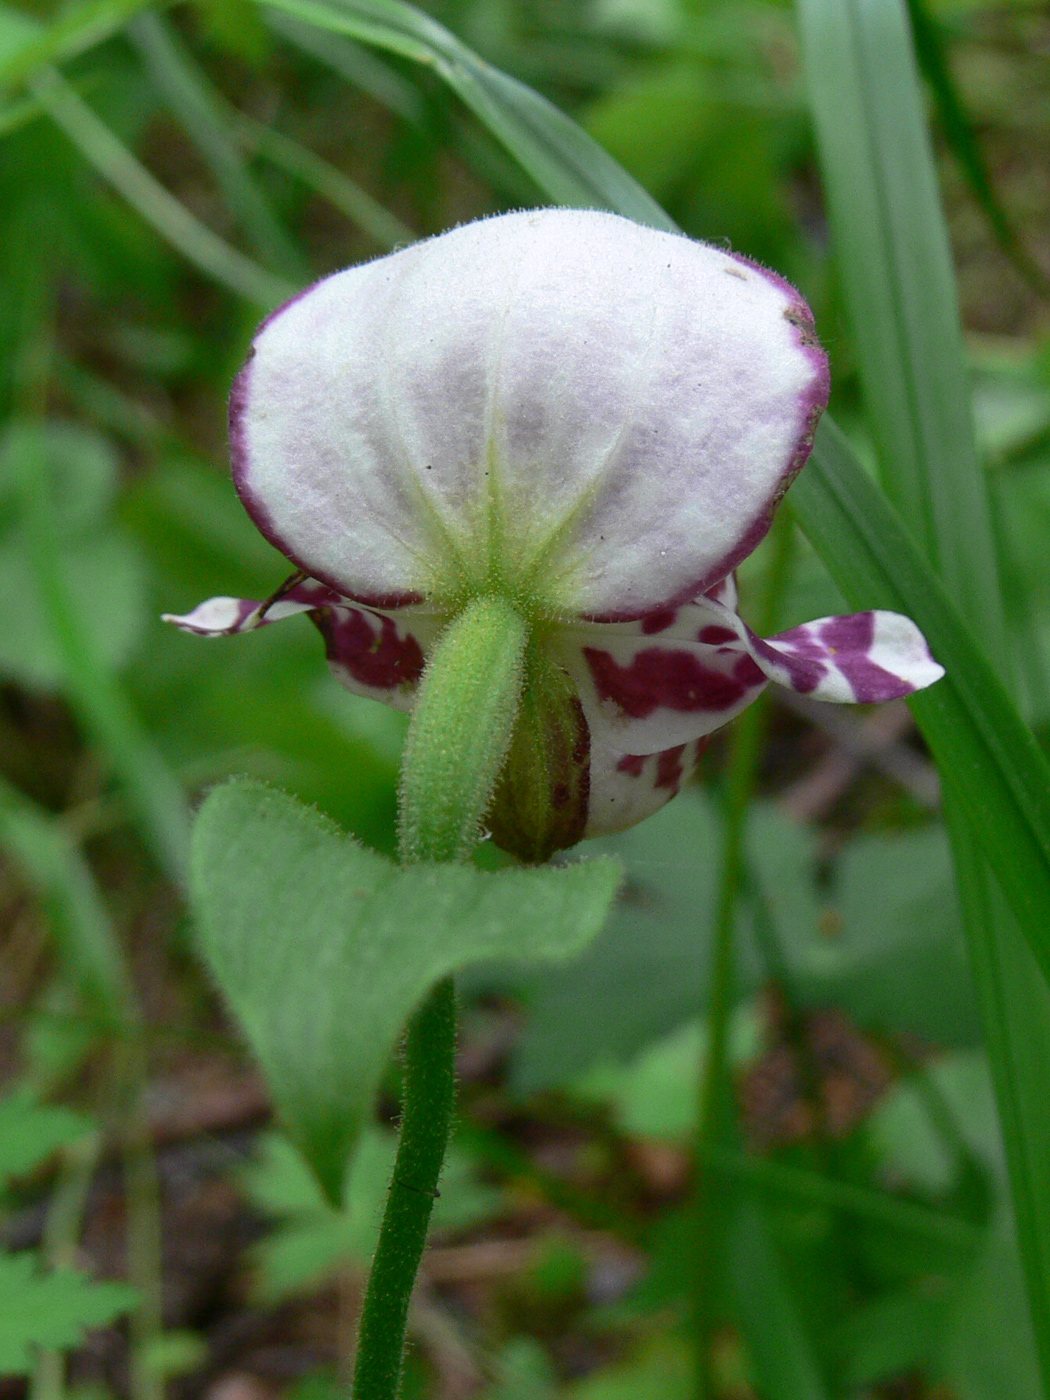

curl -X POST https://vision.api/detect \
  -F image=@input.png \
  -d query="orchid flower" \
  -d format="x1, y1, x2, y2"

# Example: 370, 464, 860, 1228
166, 209, 943, 859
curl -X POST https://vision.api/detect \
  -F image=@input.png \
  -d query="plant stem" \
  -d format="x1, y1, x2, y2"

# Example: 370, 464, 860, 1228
692, 696, 766, 1400
353, 593, 529, 1399
351, 977, 457, 1400
398, 595, 529, 865
123, 1035, 166, 1400
692, 521, 793, 1399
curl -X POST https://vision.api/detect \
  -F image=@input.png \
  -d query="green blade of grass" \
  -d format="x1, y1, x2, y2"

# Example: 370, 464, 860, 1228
266, 8, 425, 125
258, 0, 674, 228
797, 0, 1003, 639
0, 776, 133, 1027
0, 0, 155, 91
231, 109, 416, 250
904, 0, 1050, 299
796, 0, 1050, 1379
31, 66, 294, 309
791, 421, 1050, 958
128, 11, 308, 280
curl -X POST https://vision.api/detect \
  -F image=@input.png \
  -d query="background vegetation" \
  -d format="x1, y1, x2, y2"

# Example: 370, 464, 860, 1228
0, 0, 1048, 1396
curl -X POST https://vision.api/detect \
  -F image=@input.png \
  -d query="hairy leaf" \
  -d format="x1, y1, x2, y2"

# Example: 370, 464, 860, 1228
191, 778, 619, 1200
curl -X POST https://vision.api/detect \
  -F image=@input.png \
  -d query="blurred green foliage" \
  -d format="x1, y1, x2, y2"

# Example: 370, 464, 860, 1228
0, 0, 1047, 1393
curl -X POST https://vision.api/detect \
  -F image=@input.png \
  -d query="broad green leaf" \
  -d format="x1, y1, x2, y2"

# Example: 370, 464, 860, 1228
0, 534, 146, 689
0, 1089, 92, 1182
483, 1339, 557, 1400
7, 417, 189, 886
0, 1253, 137, 1373
0, 420, 119, 538
511, 792, 722, 1092
0, 420, 147, 688
565, 1336, 689, 1400
240, 1128, 501, 1301
190, 778, 619, 1201
516, 794, 975, 1094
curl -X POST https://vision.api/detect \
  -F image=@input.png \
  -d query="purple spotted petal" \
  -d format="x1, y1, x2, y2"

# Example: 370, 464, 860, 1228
584, 737, 709, 838
548, 594, 768, 757
548, 591, 943, 762
750, 611, 944, 703
164, 580, 445, 712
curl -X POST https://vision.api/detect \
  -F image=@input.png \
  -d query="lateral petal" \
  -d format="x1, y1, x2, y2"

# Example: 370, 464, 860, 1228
164, 582, 445, 713
548, 598, 768, 756
750, 611, 945, 702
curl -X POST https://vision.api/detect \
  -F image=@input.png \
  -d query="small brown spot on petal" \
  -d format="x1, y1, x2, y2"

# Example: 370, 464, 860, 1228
784, 306, 821, 348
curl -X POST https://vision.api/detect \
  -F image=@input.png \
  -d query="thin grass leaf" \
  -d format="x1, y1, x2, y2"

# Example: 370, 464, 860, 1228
31, 67, 294, 310
128, 11, 308, 280
266, 8, 425, 124
796, 0, 1003, 643
791, 423, 1050, 980
796, 0, 1050, 1378
259, 0, 673, 228
0, 0, 154, 90
904, 0, 1050, 299
0, 93, 40, 137
0, 776, 132, 1026
231, 109, 415, 250
11, 417, 191, 888
707, 1142, 980, 1253
728, 1200, 832, 1400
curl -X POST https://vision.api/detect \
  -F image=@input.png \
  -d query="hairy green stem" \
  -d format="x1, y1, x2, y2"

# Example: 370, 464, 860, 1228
398, 595, 529, 865
351, 977, 457, 1399
354, 594, 529, 1399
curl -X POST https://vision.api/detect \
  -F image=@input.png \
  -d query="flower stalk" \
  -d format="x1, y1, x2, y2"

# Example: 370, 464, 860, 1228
353, 593, 529, 1399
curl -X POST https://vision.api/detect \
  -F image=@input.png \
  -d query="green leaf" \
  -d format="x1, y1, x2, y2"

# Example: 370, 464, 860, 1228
728, 1200, 831, 1400
0, 1089, 92, 1182
796, 0, 1003, 640
795, 0, 1050, 1376
939, 1215, 1044, 1400
0, 1252, 137, 1374
0, 775, 132, 1023
790, 423, 1050, 983
833, 1288, 949, 1390
241, 1127, 501, 1301
128, 11, 307, 280
190, 778, 619, 1201
258, 0, 673, 229
0, 0, 152, 91
6, 417, 190, 886
511, 792, 722, 1092
565, 1336, 689, 1400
